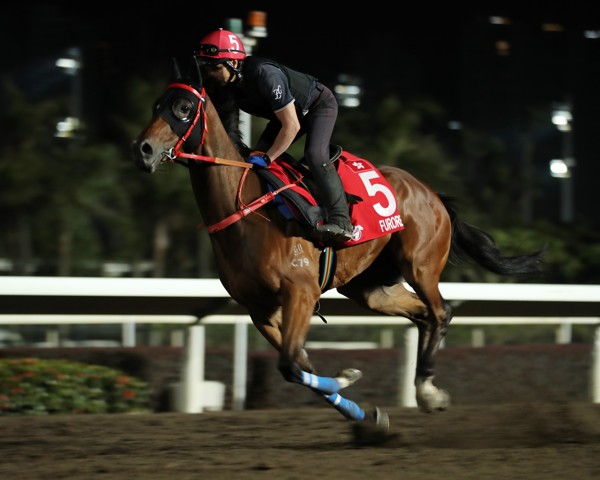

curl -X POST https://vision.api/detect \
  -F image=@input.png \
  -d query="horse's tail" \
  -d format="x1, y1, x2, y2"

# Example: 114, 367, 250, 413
439, 195, 545, 276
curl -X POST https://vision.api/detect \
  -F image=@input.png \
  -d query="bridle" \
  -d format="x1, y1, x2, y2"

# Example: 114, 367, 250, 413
156, 80, 296, 232
158, 82, 253, 169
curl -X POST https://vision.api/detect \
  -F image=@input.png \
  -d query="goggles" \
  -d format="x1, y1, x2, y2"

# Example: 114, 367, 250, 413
195, 44, 244, 57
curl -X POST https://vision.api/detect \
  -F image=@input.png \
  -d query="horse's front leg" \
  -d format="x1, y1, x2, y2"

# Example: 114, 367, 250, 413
248, 306, 316, 373
274, 282, 374, 422
250, 285, 391, 441
253, 306, 364, 418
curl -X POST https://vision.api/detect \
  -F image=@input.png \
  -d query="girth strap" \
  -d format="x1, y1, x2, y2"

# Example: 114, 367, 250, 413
319, 247, 336, 292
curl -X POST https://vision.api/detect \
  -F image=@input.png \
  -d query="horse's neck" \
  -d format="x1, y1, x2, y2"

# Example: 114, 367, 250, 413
189, 98, 254, 227
202, 97, 244, 162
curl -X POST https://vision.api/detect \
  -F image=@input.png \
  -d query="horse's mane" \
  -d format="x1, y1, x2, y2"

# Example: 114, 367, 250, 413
204, 81, 250, 156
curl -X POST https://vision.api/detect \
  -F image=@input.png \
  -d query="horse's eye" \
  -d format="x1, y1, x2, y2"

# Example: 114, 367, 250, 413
173, 98, 194, 121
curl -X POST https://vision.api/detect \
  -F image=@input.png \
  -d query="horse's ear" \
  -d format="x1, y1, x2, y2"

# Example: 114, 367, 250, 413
190, 56, 203, 89
171, 57, 182, 81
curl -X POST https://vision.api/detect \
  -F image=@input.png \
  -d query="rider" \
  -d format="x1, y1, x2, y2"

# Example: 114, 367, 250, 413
195, 28, 353, 243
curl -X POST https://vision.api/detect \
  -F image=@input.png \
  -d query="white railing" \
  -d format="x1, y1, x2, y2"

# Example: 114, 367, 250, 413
197, 315, 600, 411
2, 276, 600, 301
1, 277, 600, 411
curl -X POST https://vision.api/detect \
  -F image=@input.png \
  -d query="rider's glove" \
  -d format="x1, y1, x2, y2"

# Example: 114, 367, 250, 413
247, 151, 271, 167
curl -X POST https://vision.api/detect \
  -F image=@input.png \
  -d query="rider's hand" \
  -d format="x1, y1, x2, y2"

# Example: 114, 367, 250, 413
247, 151, 271, 167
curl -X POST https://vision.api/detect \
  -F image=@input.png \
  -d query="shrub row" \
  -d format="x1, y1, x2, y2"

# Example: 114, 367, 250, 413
0, 357, 151, 415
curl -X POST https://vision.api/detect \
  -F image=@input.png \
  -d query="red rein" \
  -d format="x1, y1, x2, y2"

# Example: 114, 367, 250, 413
165, 83, 294, 233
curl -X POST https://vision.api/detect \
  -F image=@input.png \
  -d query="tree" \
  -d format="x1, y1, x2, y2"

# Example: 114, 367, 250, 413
112, 77, 210, 277
0, 80, 66, 274
334, 95, 463, 197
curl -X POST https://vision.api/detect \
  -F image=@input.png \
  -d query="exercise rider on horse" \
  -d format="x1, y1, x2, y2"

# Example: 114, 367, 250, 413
195, 28, 354, 243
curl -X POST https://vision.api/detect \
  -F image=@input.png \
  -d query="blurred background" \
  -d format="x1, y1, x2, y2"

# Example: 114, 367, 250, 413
1, 2, 599, 283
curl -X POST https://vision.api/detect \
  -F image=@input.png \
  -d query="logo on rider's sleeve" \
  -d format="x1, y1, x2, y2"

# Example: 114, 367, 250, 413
273, 85, 283, 100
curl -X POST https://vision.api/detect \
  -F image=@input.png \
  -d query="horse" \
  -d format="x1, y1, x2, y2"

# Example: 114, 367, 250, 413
131, 58, 544, 443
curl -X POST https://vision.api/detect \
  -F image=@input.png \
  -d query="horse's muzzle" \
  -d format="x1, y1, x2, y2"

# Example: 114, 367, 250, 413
131, 139, 158, 173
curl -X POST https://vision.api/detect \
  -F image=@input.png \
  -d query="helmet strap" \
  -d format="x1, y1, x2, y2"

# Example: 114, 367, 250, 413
224, 60, 243, 84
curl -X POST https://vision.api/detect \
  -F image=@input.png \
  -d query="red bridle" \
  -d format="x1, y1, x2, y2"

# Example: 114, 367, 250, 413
158, 82, 297, 233
161, 83, 252, 169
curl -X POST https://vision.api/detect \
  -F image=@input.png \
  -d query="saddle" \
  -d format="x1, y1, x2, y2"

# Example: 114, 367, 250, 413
253, 145, 360, 229
252, 145, 404, 247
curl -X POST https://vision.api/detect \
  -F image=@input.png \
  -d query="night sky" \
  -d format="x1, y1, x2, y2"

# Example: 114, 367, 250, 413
2, 2, 600, 224
3, 3, 472, 97
7, 3, 596, 103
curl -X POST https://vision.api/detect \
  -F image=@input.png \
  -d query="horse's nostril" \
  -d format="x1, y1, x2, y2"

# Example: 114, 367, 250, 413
140, 141, 153, 156
130, 139, 152, 159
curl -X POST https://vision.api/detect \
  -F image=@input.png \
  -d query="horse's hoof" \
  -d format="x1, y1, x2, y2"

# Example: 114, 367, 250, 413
335, 368, 363, 389
352, 407, 396, 447
417, 388, 451, 413
415, 378, 451, 413
371, 406, 390, 431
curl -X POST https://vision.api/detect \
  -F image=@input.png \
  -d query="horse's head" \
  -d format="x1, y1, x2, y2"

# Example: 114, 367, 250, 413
131, 58, 207, 173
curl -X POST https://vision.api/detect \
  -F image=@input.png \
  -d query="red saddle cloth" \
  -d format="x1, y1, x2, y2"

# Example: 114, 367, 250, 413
268, 150, 405, 247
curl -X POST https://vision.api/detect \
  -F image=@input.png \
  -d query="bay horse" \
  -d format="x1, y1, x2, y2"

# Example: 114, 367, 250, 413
131, 59, 543, 442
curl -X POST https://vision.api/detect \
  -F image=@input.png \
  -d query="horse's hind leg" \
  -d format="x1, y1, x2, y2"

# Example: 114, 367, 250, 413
339, 254, 452, 413
398, 227, 454, 412
409, 287, 452, 412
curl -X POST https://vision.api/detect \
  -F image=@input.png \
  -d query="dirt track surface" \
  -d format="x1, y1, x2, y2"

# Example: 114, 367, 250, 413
2, 402, 600, 480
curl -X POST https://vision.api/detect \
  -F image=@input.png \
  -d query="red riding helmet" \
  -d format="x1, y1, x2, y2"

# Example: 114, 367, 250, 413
196, 28, 247, 62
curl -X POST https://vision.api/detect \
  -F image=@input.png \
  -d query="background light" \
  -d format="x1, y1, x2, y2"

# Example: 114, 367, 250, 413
549, 159, 571, 178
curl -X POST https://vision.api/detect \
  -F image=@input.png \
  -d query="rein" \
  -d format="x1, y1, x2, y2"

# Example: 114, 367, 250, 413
206, 168, 296, 233
165, 148, 253, 169
162, 82, 299, 233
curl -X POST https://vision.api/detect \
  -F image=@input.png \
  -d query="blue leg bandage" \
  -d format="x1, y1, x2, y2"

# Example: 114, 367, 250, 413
295, 370, 365, 421
300, 371, 340, 394
323, 393, 366, 421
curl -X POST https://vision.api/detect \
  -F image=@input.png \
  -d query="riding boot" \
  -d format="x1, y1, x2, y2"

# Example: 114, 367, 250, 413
313, 162, 354, 242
